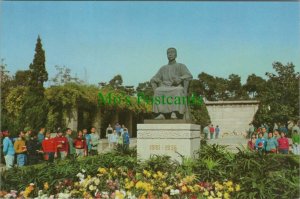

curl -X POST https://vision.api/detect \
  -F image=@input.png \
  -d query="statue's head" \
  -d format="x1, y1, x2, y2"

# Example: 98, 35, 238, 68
167, 47, 177, 61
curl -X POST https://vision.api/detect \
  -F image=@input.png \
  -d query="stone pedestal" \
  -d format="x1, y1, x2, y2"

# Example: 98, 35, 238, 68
137, 123, 201, 162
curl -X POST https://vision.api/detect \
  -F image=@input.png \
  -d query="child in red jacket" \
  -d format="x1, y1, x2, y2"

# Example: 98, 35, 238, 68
54, 131, 69, 160
277, 131, 289, 154
42, 132, 56, 163
74, 131, 87, 157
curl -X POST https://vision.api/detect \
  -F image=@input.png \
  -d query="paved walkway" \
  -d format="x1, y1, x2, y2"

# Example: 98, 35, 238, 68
206, 135, 248, 153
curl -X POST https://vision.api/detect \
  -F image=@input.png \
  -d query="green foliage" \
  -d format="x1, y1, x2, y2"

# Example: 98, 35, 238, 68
18, 90, 49, 131
188, 80, 211, 126
197, 72, 247, 101
50, 65, 84, 85
14, 70, 31, 87
29, 36, 48, 89
1, 151, 137, 192
254, 62, 299, 126
244, 74, 267, 99
136, 81, 153, 97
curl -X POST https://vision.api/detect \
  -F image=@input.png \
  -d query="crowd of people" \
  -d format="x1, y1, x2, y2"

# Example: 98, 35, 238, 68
203, 124, 220, 140
1, 123, 131, 169
247, 124, 300, 155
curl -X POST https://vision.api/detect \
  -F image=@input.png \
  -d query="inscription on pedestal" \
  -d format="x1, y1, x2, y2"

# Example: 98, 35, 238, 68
137, 123, 201, 162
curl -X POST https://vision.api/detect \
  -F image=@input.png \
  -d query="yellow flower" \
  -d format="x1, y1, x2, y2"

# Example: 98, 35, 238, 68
183, 175, 195, 183
203, 190, 209, 196
224, 192, 230, 199
188, 185, 195, 193
235, 184, 241, 191
228, 187, 234, 192
226, 181, 233, 187
125, 181, 135, 189
181, 185, 188, 193
210, 191, 215, 197
217, 184, 224, 191
193, 184, 201, 192
162, 182, 167, 187
217, 191, 223, 197
139, 195, 146, 199
115, 190, 125, 199
43, 182, 49, 190
143, 170, 151, 178
153, 173, 158, 179
207, 196, 214, 199
98, 168, 107, 174
157, 171, 163, 178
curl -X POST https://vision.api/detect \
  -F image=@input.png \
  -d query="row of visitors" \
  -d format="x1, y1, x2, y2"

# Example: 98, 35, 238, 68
203, 124, 220, 140
2, 125, 130, 169
247, 127, 300, 155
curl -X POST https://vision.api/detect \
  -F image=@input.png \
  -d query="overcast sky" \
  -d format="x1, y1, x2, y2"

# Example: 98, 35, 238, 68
1, 2, 299, 87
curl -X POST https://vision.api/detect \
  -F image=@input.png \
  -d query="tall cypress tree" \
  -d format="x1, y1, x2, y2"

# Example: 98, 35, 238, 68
29, 36, 48, 92
19, 36, 49, 130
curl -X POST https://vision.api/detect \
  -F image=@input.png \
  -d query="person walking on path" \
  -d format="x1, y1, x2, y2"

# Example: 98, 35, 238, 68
14, 131, 27, 166
215, 125, 220, 139
2, 131, 15, 169
209, 124, 215, 139
203, 125, 209, 140
90, 127, 100, 155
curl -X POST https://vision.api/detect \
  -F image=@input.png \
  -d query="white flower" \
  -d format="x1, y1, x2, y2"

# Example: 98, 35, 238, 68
82, 169, 86, 173
89, 185, 96, 191
170, 189, 180, 195
94, 178, 100, 185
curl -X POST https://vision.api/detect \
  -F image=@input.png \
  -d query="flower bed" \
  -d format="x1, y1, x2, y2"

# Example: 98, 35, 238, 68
1, 167, 240, 199
1, 145, 299, 198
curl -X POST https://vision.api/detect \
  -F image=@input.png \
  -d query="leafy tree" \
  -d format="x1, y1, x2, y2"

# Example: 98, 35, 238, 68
17, 36, 49, 131
215, 77, 229, 100
0, 59, 15, 132
198, 72, 217, 101
244, 74, 267, 99
227, 74, 247, 100
51, 65, 83, 85
188, 79, 211, 127
253, 62, 299, 127
109, 74, 123, 89
14, 70, 31, 86
136, 81, 153, 97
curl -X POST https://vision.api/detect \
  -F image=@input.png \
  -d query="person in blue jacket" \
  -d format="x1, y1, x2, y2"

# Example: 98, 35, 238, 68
255, 133, 266, 155
2, 130, 15, 169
